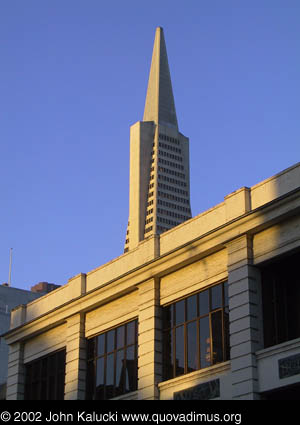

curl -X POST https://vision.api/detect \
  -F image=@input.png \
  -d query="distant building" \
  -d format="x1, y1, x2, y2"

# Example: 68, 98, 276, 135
0, 284, 43, 399
0, 282, 59, 399
4, 28, 300, 401
124, 27, 191, 253
31, 282, 60, 293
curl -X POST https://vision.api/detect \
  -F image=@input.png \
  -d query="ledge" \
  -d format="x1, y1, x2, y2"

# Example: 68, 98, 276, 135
111, 390, 138, 401
158, 361, 231, 392
256, 337, 300, 360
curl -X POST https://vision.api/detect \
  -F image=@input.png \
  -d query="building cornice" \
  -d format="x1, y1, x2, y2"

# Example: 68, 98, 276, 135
4, 186, 300, 345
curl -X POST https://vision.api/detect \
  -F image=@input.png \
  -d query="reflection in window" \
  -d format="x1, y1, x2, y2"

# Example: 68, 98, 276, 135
175, 326, 184, 376
175, 300, 185, 325
162, 282, 229, 381
187, 295, 197, 321
86, 320, 138, 400
200, 316, 210, 369
187, 321, 197, 372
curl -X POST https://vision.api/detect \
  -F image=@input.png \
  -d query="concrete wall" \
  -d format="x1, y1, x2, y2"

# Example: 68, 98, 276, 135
251, 162, 300, 209
86, 291, 138, 338
160, 249, 227, 304
253, 214, 300, 264
159, 363, 231, 400
23, 324, 66, 364
257, 337, 300, 393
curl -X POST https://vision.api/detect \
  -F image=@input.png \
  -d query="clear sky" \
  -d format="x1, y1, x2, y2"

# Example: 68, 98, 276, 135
0, 1, 299, 291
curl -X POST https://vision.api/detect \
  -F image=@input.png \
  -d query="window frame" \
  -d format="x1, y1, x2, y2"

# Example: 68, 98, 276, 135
24, 348, 66, 400
261, 251, 300, 348
86, 319, 138, 400
162, 281, 229, 381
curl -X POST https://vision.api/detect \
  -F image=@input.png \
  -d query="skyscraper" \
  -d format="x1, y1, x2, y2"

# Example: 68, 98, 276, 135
124, 27, 192, 252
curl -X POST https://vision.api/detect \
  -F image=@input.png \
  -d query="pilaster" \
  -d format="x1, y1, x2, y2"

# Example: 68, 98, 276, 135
138, 278, 162, 400
226, 234, 263, 400
6, 342, 25, 400
64, 313, 86, 400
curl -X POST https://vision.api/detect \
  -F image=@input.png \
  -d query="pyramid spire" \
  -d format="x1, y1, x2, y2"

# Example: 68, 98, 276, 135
143, 27, 178, 129
124, 28, 191, 253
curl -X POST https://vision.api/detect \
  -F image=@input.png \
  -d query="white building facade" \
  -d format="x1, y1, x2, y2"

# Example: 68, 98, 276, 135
4, 162, 300, 400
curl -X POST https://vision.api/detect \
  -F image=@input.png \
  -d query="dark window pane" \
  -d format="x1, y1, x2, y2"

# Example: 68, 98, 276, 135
224, 308, 230, 361
287, 282, 300, 340
211, 311, 223, 364
48, 375, 55, 400
41, 358, 47, 378
25, 365, 32, 399
107, 330, 115, 353
57, 350, 65, 373
48, 354, 55, 375
274, 281, 288, 344
187, 295, 197, 321
125, 346, 137, 392
96, 357, 104, 387
175, 325, 185, 376
211, 284, 222, 310
106, 353, 115, 399
95, 384, 105, 400
57, 371, 65, 400
31, 363, 40, 399
86, 319, 138, 400
187, 321, 197, 372
97, 334, 105, 357
41, 378, 47, 400
115, 350, 125, 396
224, 282, 229, 307
33, 361, 41, 381
199, 290, 209, 316
262, 252, 300, 349
95, 357, 105, 400
117, 326, 125, 349
24, 350, 66, 401
126, 345, 135, 361
175, 300, 185, 325
26, 364, 32, 381
262, 277, 277, 347
106, 354, 114, 385
162, 284, 230, 382
127, 321, 136, 346
200, 316, 211, 368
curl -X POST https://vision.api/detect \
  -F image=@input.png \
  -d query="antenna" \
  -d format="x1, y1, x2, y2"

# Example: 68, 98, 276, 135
8, 248, 13, 287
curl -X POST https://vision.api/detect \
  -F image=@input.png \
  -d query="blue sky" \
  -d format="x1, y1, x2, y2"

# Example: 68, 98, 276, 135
0, 1, 299, 290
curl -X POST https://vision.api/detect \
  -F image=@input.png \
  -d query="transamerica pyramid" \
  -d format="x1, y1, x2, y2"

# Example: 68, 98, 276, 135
124, 27, 192, 252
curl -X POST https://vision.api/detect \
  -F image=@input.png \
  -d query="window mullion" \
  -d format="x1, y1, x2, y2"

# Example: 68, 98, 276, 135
221, 282, 226, 362
103, 352, 107, 399
197, 319, 200, 370
184, 323, 187, 374
173, 327, 176, 378
209, 312, 212, 366
184, 299, 187, 374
